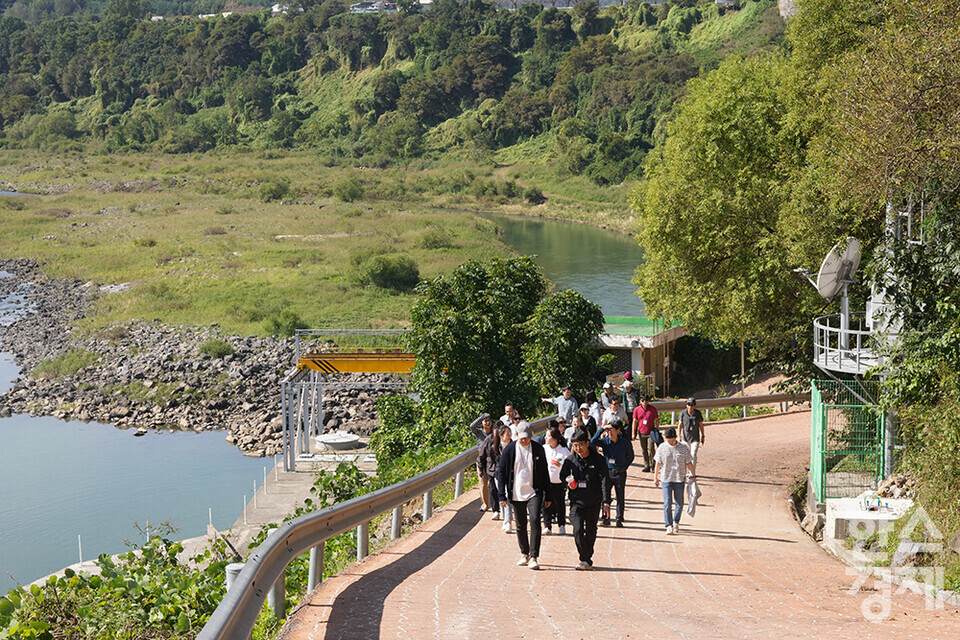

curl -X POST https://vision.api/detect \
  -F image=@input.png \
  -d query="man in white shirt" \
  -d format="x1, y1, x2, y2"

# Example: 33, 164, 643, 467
499, 402, 515, 429
653, 427, 696, 535
601, 397, 628, 435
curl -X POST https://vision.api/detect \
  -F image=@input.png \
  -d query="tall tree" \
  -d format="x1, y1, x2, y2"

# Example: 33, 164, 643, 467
631, 53, 816, 353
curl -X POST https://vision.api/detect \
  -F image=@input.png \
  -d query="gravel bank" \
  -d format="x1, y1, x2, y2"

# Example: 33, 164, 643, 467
0, 259, 387, 456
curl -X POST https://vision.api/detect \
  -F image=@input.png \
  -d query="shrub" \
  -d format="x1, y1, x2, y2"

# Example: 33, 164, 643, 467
333, 176, 365, 202
415, 226, 455, 249
523, 186, 546, 204
33, 350, 100, 378
198, 338, 235, 358
134, 238, 157, 247
355, 254, 420, 291
259, 176, 291, 202
264, 310, 309, 337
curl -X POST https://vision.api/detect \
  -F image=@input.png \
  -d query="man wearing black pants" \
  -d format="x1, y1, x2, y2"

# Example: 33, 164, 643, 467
560, 429, 609, 570
498, 421, 551, 570
591, 421, 635, 526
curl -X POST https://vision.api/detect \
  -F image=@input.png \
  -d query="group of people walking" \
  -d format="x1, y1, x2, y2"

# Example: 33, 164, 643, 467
473, 377, 707, 571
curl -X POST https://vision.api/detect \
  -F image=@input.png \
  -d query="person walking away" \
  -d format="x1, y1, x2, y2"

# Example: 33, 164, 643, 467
498, 421, 551, 570
542, 385, 578, 422
560, 430, 609, 570
678, 398, 705, 467
494, 426, 514, 530
543, 427, 570, 536
477, 418, 502, 515
632, 395, 659, 472
654, 427, 696, 535
591, 421, 635, 527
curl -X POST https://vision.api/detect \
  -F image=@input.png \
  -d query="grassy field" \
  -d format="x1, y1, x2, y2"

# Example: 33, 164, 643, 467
0, 149, 634, 335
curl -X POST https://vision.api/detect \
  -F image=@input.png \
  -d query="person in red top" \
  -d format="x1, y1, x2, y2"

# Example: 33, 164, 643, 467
631, 395, 659, 472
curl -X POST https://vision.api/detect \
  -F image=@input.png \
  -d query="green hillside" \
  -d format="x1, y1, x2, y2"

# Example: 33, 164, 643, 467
0, 0, 784, 184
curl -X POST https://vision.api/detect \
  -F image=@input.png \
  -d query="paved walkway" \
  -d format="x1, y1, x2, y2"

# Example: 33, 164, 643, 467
280, 411, 960, 640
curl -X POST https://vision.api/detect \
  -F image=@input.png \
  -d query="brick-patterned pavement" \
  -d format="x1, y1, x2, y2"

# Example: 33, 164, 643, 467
280, 410, 959, 639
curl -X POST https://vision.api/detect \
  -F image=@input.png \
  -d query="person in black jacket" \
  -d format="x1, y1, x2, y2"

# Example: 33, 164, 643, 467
559, 429, 609, 571
477, 419, 503, 517
498, 421, 552, 570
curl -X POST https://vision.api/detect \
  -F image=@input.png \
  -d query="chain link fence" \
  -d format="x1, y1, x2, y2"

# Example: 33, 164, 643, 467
811, 379, 885, 502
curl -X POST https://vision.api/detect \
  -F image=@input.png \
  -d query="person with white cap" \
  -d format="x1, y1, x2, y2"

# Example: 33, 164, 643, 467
678, 397, 705, 467
497, 421, 551, 570
583, 391, 601, 437
600, 382, 619, 411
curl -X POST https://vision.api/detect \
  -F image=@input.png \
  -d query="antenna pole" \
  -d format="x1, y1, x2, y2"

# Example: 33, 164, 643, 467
840, 283, 850, 350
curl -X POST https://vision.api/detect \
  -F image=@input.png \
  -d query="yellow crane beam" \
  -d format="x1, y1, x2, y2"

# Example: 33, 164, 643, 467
298, 350, 415, 374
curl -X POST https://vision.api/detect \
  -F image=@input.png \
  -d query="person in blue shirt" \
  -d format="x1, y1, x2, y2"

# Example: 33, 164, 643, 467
591, 420, 635, 527
541, 385, 578, 422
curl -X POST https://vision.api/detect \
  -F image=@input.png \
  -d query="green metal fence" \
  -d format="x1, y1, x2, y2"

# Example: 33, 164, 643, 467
810, 379, 885, 502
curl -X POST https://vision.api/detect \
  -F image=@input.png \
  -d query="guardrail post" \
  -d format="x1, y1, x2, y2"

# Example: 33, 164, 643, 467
454, 470, 464, 499
307, 543, 324, 592
705, 408, 710, 421
391, 506, 402, 539
357, 522, 369, 561
423, 490, 433, 520
742, 405, 747, 419
267, 574, 285, 619
225, 562, 244, 592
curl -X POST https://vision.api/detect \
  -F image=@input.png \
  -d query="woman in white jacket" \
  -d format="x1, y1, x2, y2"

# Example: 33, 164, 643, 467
543, 427, 571, 536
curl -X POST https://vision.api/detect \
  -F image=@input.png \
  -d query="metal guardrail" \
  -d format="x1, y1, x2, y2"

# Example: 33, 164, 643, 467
652, 392, 810, 412
198, 415, 552, 640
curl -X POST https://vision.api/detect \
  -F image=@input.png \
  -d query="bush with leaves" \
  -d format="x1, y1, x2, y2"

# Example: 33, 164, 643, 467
354, 254, 420, 291
264, 309, 309, 337
522, 289, 605, 398
0, 531, 228, 639
198, 338, 235, 359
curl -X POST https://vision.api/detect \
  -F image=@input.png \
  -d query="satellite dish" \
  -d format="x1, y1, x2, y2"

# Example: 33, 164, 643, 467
816, 237, 861, 301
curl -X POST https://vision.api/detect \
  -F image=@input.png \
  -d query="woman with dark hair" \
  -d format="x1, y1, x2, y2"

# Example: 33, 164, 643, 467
543, 426, 570, 536
582, 392, 600, 438
478, 419, 503, 517
494, 424, 514, 531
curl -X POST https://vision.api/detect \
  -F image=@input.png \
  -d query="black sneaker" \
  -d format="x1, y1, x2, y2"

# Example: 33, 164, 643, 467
602, 516, 610, 527
616, 519, 624, 528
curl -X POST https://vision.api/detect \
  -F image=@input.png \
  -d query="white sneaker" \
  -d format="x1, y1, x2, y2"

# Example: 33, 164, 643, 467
491, 512, 501, 521
527, 557, 540, 570
575, 561, 591, 571
666, 526, 675, 535
558, 526, 566, 535
542, 527, 551, 535
673, 523, 680, 534
517, 554, 530, 566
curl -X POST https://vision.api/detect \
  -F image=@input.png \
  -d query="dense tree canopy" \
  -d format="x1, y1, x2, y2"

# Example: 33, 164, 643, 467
0, 0, 785, 183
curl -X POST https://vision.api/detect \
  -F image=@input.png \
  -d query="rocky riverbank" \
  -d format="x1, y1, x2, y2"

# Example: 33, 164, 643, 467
0, 259, 389, 456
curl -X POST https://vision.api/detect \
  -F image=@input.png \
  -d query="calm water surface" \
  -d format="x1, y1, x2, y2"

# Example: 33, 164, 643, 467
482, 213, 646, 317
0, 287, 269, 593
